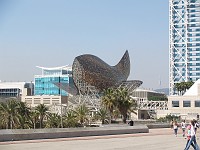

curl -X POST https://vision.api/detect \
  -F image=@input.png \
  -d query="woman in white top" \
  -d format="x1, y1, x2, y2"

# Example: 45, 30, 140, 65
184, 120, 199, 150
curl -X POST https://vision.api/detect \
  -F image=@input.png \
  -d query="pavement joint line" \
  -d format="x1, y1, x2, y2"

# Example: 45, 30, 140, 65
0, 128, 173, 145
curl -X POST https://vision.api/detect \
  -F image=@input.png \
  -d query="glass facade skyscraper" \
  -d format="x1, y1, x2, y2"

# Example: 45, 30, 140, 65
169, 0, 200, 95
34, 66, 72, 96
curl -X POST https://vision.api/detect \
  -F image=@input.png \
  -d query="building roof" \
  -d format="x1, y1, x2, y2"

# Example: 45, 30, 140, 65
0, 82, 29, 95
36, 65, 72, 71
135, 88, 160, 93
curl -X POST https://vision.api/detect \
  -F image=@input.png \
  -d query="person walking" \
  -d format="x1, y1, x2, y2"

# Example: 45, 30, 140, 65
185, 124, 195, 149
184, 120, 199, 150
194, 120, 199, 134
170, 120, 174, 129
181, 120, 187, 137
173, 120, 178, 137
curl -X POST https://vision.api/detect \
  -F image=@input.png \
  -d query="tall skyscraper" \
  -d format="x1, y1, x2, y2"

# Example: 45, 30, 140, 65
169, 0, 200, 95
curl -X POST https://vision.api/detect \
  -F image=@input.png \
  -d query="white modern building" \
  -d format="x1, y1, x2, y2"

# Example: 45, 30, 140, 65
130, 88, 168, 119
130, 83, 200, 120
131, 88, 167, 103
0, 81, 33, 99
169, 0, 200, 95
168, 79, 200, 120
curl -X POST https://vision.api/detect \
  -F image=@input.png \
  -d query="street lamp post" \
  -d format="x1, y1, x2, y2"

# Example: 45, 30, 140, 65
58, 78, 63, 128
60, 102, 63, 128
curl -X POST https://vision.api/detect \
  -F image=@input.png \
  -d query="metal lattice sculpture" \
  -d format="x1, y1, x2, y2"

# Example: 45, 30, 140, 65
72, 50, 130, 93
118, 80, 143, 94
71, 50, 134, 110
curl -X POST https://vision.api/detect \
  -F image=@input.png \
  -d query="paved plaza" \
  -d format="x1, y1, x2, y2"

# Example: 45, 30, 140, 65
0, 128, 200, 150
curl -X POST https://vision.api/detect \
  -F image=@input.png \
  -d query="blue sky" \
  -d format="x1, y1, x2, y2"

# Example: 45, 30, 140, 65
0, 0, 169, 90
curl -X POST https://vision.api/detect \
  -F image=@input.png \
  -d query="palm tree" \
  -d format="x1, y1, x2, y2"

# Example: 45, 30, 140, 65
16, 102, 31, 129
114, 87, 137, 123
175, 81, 194, 95
64, 109, 78, 128
29, 110, 39, 129
35, 104, 48, 128
96, 107, 109, 124
101, 88, 116, 123
46, 113, 61, 128
175, 83, 181, 95
75, 104, 89, 126
182, 82, 188, 93
0, 102, 9, 129
0, 100, 19, 129
112, 109, 121, 120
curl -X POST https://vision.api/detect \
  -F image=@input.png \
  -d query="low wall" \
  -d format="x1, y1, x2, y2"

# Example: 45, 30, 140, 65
133, 120, 157, 125
132, 120, 170, 129
0, 125, 149, 142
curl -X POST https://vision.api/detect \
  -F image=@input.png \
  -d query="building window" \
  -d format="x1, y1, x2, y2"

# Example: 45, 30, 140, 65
183, 101, 191, 107
195, 101, 200, 107
172, 101, 179, 107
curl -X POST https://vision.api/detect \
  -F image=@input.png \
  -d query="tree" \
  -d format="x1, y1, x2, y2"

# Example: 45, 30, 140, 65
96, 107, 109, 124
29, 110, 39, 129
174, 82, 181, 95
64, 109, 78, 128
101, 88, 116, 122
75, 104, 89, 126
0, 100, 19, 129
35, 104, 48, 128
46, 113, 61, 128
114, 87, 137, 123
16, 102, 31, 129
0, 102, 9, 129
112, 109, 121, 120
175, 81, 194, 95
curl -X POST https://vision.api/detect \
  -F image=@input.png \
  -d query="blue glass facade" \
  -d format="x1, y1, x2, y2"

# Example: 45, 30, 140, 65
34, 66, 72, 96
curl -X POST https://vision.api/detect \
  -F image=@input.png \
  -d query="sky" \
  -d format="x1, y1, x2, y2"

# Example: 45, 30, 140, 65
0, 0, 169, 90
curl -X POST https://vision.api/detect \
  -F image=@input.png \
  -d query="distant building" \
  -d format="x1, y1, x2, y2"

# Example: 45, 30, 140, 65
169, 0, 200, 95
34, 65, 73, 96
21, 95, 68, 114
21, 65, 74, 114
0, 81, 34, 102
131, 82, 200, 120
131, 89, 168, 120
131, 88, 167, 103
